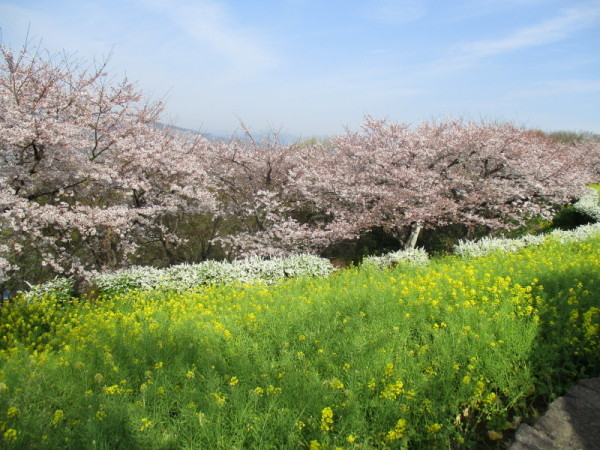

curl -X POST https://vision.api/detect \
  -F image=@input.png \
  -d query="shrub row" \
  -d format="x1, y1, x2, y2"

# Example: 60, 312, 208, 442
19, 254, 335, 300
19, 278, 74, 304
454, 222, 600, 259
92, 254, 334, 296
18, 218, 600, 300
362, 247, 430, 268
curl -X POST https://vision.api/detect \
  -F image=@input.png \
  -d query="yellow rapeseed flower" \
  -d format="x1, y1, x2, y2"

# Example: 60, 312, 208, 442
212, 392, 226, 406
386, 419, 407, 442
103, 384, 123, 395
426, 423, 442, 434
380, 380, 404, 400
267, 385, 282, 395
384, 363, 394, 377
51, 410, 65, 426
252, 387, 264, 396
139, 418, 152, 431
3, 428, 17, 442
329, 378, 345, 389
320, 407, 334, 432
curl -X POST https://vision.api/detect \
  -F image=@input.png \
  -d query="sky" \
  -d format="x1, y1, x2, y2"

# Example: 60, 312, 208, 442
1, 0, 599, 138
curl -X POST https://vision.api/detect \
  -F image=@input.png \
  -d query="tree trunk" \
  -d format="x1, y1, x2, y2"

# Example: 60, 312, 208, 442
404, 224, 422, 249
159, 235, 177, 266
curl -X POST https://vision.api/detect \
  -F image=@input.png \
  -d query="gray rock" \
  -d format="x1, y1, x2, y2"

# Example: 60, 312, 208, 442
510, 378, 600, 450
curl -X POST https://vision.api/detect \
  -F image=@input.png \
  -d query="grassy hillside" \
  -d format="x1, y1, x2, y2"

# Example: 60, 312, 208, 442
1, 235, 599, 448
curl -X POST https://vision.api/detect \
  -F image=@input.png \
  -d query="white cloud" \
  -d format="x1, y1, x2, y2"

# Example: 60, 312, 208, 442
460, 4, 600, 58
427, 4, 600, 74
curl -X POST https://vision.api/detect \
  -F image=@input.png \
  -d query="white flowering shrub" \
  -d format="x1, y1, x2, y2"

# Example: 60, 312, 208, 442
93, 254, 334, 295
548, 222, 600, 243
454, 236, 531, 259
163, 261, 235, 290
272, 254, 336, 278
363, 247, 430, 269
19, 277, 74, 303
455, 222, 600, 259
93, 266, 166, 295
573, 188, 600, 222
518, 234, 548, 246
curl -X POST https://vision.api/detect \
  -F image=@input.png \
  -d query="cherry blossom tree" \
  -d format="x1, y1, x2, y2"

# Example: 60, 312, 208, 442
0, 41, 214, 285
204, 129, 338, 258
300, 117, 594, 248
203, 117, 595, 258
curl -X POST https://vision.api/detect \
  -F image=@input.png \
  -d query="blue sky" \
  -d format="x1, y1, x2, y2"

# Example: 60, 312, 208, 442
1, 0, 599, 137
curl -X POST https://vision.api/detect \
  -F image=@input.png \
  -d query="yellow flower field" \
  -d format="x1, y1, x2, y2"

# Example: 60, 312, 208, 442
0, 236, 598, 448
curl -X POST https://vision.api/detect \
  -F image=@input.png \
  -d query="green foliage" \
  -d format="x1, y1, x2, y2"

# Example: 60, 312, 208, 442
0, 241, 57, 294
551, 205, 592, 230
1, 235, 599, 447
495, 217, 553, 239
323, 227, 405, 265
535, 129, 600, 144
295, 136, 333, 149
419, 224, 492, 255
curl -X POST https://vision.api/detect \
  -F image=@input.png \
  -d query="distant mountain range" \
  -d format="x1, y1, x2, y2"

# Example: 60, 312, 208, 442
154, 122, 300, 146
